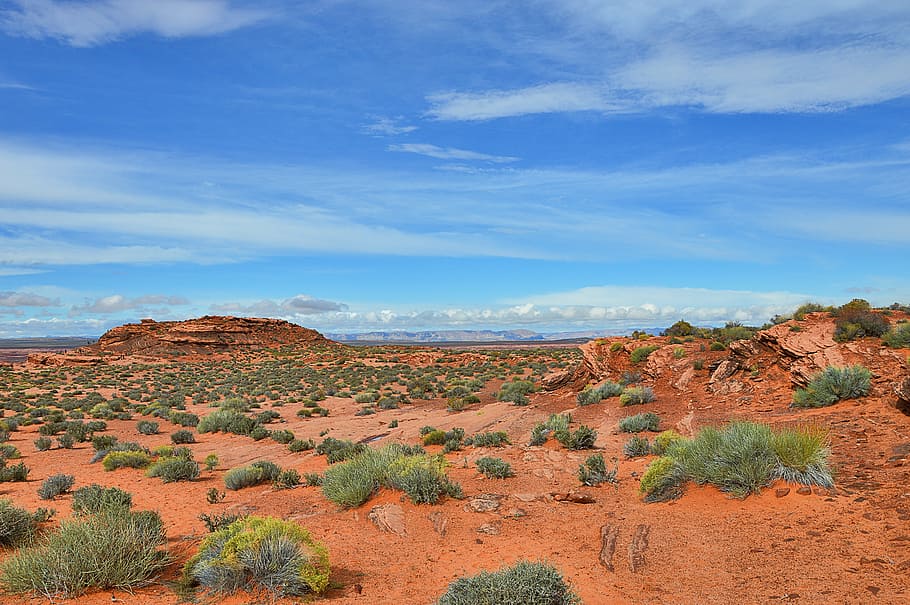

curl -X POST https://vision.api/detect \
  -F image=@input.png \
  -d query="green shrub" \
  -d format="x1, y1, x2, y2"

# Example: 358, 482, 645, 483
91, 434, 118, 451
476, 457, 513, 479
249, 426, 271, 440
146, 457, 200, 483
833, 301, 889, 342
0, 461, 29, 483
630, 345, 659, 364
423, 429, 447, 446
883, 323, 910, 348
224, 466, 266, 491
71, 485, 132, 515
576, 381, 622, 405
554, 425, 597, 450
34, 436, 52, 451
693, 359, 704, 371
619, 386, 656, 406
102, 451, 152, 471
37, 474, 75, 500
274, 469, 301, 490
623, 436, 650, 458
496, 380, 536, 404
0, 499, 38, 547
270, 429, 295, 444
197, 410, 258, 436
638, 422, 833, 502
471, 431, 510, 448
168, 411, 199, 427
316, 437, 365, 464
618, 412, 660, 433
136, 420, 159, 435
577, 453, 616, 487
609, 341, 623, 352
650, 430, 683, 455
170, 429, 195, 444
288, 438, 315, 453
436, 560, 580, 605
203, 454, 218, 471
0, 509, 169, 599
792, 365, 871, 408
56, 434, 74, 449
709, 341, 726, 351
198, 511, 242, 533
182, 516, 329, 598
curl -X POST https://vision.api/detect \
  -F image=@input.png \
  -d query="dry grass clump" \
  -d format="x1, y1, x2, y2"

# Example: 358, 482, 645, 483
792, 365, 871, 408
436, 560, 580, 605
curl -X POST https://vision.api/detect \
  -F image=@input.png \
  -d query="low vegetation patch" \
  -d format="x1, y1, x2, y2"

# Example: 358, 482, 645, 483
883, 322, 910, 348
577, 453, 617, 487
619, 386, 656, 406
576, 381, 623, 405
37, 474, 75, 500
181, 516, 329, 598
436, 560, 580, 605
0, 499, 39, 548
618, 412, 660, 433
639, 422, 833, 502
0, 508, 169, 599
476, 457, 513, 479
321, 444, 462, 508
792, 365, 871, 408
623, 436, 650, 458
71, 485, 132, 515
630, 345, 660, 364
833, 299, 889, 342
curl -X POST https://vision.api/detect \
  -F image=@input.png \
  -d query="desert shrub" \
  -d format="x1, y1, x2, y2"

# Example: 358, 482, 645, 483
883, 323, 910, 348
638, 422, 833, 502
102, 451, 152, 471
170, 429, 196, 444
0, 499, 38, 547
56, 434, 74, 449
270, 429, 295, 444
0, 462, 30, 483
91, 434, 118, 451
354, 391, 379, 404
529, 414, 571, 446
619, 386, 656, 406
630, 345, 659, 364
322, 445, 460, 508
224, 466, 266, 491
673, 347, 686, 359
182, 516, 329, 598
576, 381, 623, 405
650, 430, 683, 456
623, 436, 650, 458
618, 412, 660, 433
304, 473, 323, 487
833, 301, 889, 342
198, 511, 243, 533
663, 320, 695, 337
709, 341, 726, 351
609, 341, 623, 352
436, 560, 580, 605
71, 485, 132, 515
34, 436, 52, 452
554, 425, 597, 450
251, 460, 281, 482
693, 359, 704, 371
288, 438, 315, 453
619, 370, 642, 386
476, 457, 513, 479
136, 420, 159, 435
205, 488, 225, 505
793, 302, 829, 321
316, 437, 366, 464
168, 411, 199, 427
528, 423, 549, 446
249, 426, 271, 440
274, 469, 301, 490
146, 457, 200, 483
423, 429, 447, 446
471, 431, 510, 447
792, 365, 871, 408
0, 508, 168, 599
497, 380, 536, 405
37, 474, 75, 500
197, 410, 258, 436
577, 453, 616, 487
377, 396, 399, 410
204, 454, 219, 471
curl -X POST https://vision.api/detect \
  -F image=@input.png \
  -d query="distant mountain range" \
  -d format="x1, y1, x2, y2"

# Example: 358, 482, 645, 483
326, 329, 643, 343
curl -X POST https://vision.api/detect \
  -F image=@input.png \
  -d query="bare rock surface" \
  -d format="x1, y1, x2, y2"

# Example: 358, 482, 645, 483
368, 504, 407, 536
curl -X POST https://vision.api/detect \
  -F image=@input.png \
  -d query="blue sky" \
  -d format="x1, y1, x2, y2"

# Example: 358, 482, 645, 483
1, 0, 909, 337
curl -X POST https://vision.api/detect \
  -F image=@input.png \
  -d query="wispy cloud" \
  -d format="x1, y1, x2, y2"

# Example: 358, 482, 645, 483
363, 116, 418, 136
70, 294, 189, 315
211, 294, 348, 316
388, 143, 518, 163
0, 291, 59, 307
427, 83, 616, 121
1, 0, 271, 47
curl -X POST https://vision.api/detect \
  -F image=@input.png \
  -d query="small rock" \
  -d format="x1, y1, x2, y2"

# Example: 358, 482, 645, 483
368, 504, 407, 536
866, 586, 880, 596
504, 508, 527, 519
553, 491, 596, 504
599, 524, 619, 572
477, 522, 501, 535
628, 524, 651, 573
513, 493, 540, 502
428, 511, 448, 536
465, 494, 501, 513
796, 486, 812, 496
775, 487, 791, 498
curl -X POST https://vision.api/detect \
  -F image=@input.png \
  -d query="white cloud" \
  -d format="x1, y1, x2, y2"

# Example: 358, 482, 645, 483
1, 0, 270, 47
388, 143, 518, 163
363, 116, 418, 136
0, 291, 58, 307
426, 83, 617, 121
70, 294, 189, 315
211, 294, 348, 316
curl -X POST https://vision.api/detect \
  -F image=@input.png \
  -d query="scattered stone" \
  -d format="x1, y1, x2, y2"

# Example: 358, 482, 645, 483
513, 493, 541, 502
775, 487, 791, 498
710, 359, 739, 383
796, 486, 812, 496
866, 586, 880, 596
628, 524, 651, 573
477, 522, 501, 535
504, 508, 527, 519
599, 524, 619, 572
368, 504, 406, 536
465, 494, 501, 513
552, 491, 596, 504
428, 511, 448, 536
